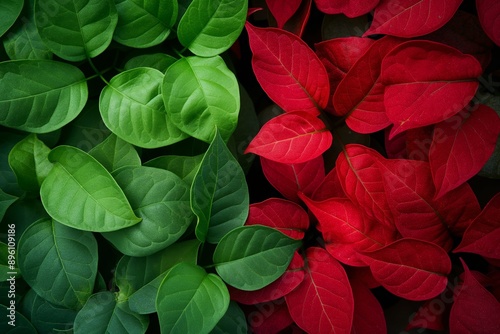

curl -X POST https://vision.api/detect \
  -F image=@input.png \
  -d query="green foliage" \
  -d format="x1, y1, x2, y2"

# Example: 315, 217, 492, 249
0, 0, 24, 38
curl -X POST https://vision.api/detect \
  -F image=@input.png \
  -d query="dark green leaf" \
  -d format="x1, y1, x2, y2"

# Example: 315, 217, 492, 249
0, 132, 24, 196
89, 134, 141, 172
1, 198, 49, 239
0, 187, 17, 222
123, 53, 177, 72
0, 242, 19, 281
0, 304, 37, 333
0, 0, 24, 37
211, 301, 247, 334
144, 154, 203, 185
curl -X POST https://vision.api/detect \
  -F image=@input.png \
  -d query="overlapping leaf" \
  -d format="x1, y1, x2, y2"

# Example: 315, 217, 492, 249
88, 134, 141, 172
350, 279, 387, 334
124, 53, 177, 72
266, 0, 301, 28
311, 166, 347, 200
0, 0, 23, 37
476, 0, 500, 46
314, 0, 379, 18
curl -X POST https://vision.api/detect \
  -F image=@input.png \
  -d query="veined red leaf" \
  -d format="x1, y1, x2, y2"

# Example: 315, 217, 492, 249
430, 104, 500, 199
314, 0, 380, 18
245, 23, 330, 114
266, 0, 302, 29
311, 166, 346, 201
246, 299, 294, 334
285, 247, 354, 334
381, 40, 482, 139
477, 0, 500, 47
246, 198, 310, 240
260, 155, 325, 203
350, 279, 386, 334
333, 36, 403, 132
229, 251, 305, 305
364, 0, 463, 38
449, 259, 500, 333
361, 238, 451, 301
245, 111, 332, 164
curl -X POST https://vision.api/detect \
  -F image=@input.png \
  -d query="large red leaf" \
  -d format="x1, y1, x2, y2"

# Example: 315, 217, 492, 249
266, 0, 302, 29
449, 259, 500, 333
246, 299, 294, 334
361, 238, 451, 300
311, 166, 346, 201
245, 111, 332, 164
430, 104, 500, 199
245, 23, 330, 114
381, 40, 482, 138
260, 155, 325, 203
285, 247, 354, 334
476, 0, 500, 47
364, 0, 463, 38
246, 198, 310, 240
350, 279, 386, 334
314, 0, 380, 18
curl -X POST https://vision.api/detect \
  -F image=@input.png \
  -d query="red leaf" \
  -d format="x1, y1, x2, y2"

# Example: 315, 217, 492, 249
333, 36, 403, 133
405, 126, 434, 162
364, 0, 463, 38
282, 0, 312, 37
385, 128, 408, 159
261, 155, 325, 203
285, 247, 354, 334
246, 198, 310, 240
246, 299, 294, 334
477, 0, 500, 47
229, 251, 305, 305
245, 23, 330, 114
245, 111, 332, 164
449, 259, 500, 333
266, 0, 302, 29
311, 166, 346, 201
430, 105, 500, 198
350, 279, 386, 334
406, 298, 446, 331
361, 238, 451, 301
381, 40, 482, 138
314, 0, 380, 18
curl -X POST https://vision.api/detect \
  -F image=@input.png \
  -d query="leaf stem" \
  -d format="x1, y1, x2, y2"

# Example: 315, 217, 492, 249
87, 57, 111, 86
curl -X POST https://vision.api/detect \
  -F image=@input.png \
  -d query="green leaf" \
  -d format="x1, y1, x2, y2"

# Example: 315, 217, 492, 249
0, 132, 24, 196
0, 0, 23, 37
0, 304, 37, 333
114, 0, 177, 48
1, 198, 49, 239
124, 53, 177, 72
0, 242, 19, 282
177, 0, 247, 56
40, 146, 141, 232
8, 134, 52, 192
213, 225, 301, 291
101, 166, 193, 256
0, 60, 88, 133
156, 262, 229, 334
35, 0, 118, 61
73, 291, 149, 334
115, 239, 200, 314
89, 134, 141, 172
191, 130, 249, 243
163, 55, 240, 143
211, 301, 247, 334
100, 67, 188, 148
17, 218, 98, 309
144, 154, 203, 185
0, 187, 17, 222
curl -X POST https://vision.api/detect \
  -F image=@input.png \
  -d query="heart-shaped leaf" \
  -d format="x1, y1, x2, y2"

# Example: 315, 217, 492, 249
476, 0, 500, 46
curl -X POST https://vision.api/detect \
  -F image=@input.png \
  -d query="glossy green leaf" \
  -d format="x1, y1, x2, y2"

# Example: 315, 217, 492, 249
100, 67, 187, 148
115, 239, 200, 314
35, 0, 118, 61
8, 134, 52, 192
213, 225, 301, 291
0, 242, 19, 282
177, 0, 247, 56
144, 154, 203, 185
89, 134, 141, 172
211, 301, 247, 334
0, 187, 17, 222
162, 56, 240, 143
0, 60, 88, 133
101, 166, 193, 256
0, 304, 37, 333
114, 0, 177, 48
40, 146, 141, 232
17, 219, 98, 309
191, 130, 249, 243
0, 0, 23, 37
156, 262, 229, 334
73, 291, 149, 334
124, 53, 177, 72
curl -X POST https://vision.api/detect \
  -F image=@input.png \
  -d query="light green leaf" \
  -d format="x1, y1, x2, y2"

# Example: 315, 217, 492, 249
144, 154, 203, 185
163, 55, 239, 143
89, 134, 141, 172
177, 0, 247, 56
191, 130, 249, 243
0, 242, 19, 282
124, 53, 177, 72
101, 166, 193, 256
0, 60, 88, 133
0, 187, 17, 222
35, 0, 118, 61
0, 0, 23, 37
0, 304, 37, 333
156, 262, 229, 334
17, 219, 98, 309
213, 225, 301, 291
211, 301, 247, 334
40, 146, 141, 232
114, 0, 177, 48
100, 67, 188, 148
73, 291, 149, 334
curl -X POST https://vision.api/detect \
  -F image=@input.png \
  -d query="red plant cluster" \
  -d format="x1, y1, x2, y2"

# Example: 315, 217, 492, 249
239, 0, 500, 333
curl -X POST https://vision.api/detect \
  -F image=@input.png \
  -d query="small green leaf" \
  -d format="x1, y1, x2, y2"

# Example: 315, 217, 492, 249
156, 262, 229, 334
114, 0, 177, 48
0, 0, 24, 37
35, 0, 118, 61
0, 60, 88, 133
17, 219, 98, 309
101, 166, 193, 256
89, 134, 141, 172
100, 67, 188, 148
40, 146, 141, 232
211, 301, 247, 334
144, 154, 203, 185
191, 130, 249, 243
0, 304, 37, 333
163, 56, 240, 143
0, 187, 17, 222
124, 53, 177, 72
178, 0, 247, 56
213, 225, 301, 291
